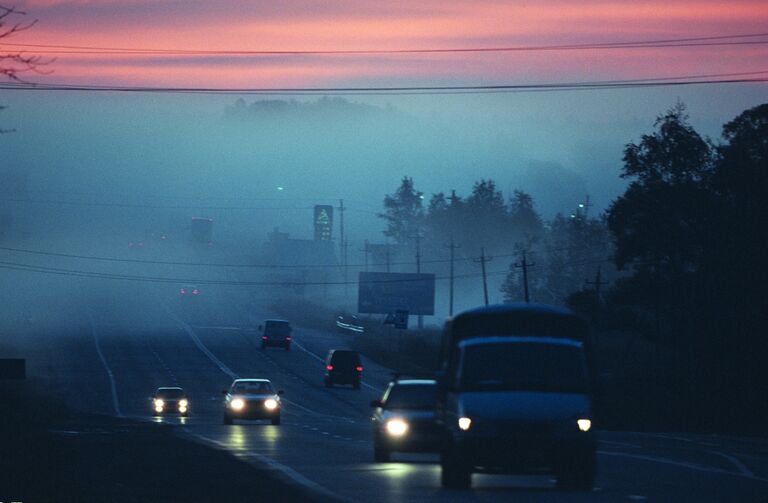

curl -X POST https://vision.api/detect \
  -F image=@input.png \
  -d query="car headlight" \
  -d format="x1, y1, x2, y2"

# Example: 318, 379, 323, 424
264, 398, 278, 410
458, 417, 472, 431
385, 418, 408, 436
577, 418, 592, 432
179, 399, 188, 407
154, 399, 164, 408
230, 398, 245, 411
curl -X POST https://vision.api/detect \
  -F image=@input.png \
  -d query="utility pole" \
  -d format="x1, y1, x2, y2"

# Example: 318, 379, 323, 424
473, 248, 492, 306
338, 199, 346, 266
338, 199, 346, 298
585, 266, 608, 322
445, 236, 460, 316
384, 238, 391, 273
413, 232, 423, 329
585, 266, 607, 301
514, 251, 535, 303
361, 240, 370, 272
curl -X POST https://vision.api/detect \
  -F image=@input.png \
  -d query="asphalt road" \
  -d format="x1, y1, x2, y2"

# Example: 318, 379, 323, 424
6, 276, 768, 503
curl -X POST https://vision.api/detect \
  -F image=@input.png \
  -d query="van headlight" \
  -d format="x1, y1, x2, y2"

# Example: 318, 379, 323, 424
154, 399, 164, 408
385, 419, 408, 436
179, 399, 188, 407
264, 398, 278, 410
458, 417, 472, 431
577, 418, 592, 432
230, 398, 245, 411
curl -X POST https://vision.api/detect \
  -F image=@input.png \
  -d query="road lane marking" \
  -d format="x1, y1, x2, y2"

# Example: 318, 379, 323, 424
195, 434, 348, 503
709, 450, 755, 478
88, 313, 123, 418
161, 303, 238, 379
598, 450, 768, 483
161, 300, 357, 422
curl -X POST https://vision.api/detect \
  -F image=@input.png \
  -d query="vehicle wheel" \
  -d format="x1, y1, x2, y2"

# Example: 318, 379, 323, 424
324, 378, 332, 388
285, 345, 291, 351
556, 454, 596, 491
271, 414, 281, 425
261, 344, 266, 350
353, 380, 361, 390
441, 448, 472, 489
223, 414, 233, 425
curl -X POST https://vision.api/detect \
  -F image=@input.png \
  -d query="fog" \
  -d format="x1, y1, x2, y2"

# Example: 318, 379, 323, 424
1, 85, 765, 327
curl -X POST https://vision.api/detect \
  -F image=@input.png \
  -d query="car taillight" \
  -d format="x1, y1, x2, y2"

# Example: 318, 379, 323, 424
286, 336, 292, 341
192, 289, 199, 295
262, 336, 268, 340
179, 288, 186, 295
356, 366, 363, 372
326, 365, 333, 371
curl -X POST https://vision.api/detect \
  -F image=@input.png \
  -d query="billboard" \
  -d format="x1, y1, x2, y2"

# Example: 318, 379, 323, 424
314, 205, 333, 241
358, 272, 435, 315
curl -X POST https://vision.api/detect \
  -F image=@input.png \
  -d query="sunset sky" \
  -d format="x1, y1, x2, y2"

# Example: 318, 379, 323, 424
2, 1, 768, 239
4, 0, 768, 88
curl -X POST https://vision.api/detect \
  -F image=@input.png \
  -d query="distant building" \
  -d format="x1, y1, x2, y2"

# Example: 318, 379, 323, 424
261, 228, 339, 296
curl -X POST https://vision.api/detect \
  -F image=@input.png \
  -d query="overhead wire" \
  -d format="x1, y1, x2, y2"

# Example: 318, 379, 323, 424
1, 32, 767, 55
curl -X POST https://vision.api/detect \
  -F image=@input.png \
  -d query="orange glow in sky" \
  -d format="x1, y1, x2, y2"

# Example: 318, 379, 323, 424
4, 0, 768, 87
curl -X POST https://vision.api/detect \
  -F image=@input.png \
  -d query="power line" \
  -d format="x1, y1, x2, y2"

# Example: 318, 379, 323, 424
0, 254, 614, 286
1, 71, 766, 95
0, 242, 608, 270
2, 32, 766, 55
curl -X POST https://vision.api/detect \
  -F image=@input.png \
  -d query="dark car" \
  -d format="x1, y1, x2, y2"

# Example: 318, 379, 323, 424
259, 319, 292, 350
370, 379, 440, 462
324, 349, 362, 389
223, 378, 283, 425
152, 387, 189, 416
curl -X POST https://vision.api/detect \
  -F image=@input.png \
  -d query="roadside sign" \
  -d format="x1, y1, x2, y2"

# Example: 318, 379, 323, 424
358, 272, 435, 315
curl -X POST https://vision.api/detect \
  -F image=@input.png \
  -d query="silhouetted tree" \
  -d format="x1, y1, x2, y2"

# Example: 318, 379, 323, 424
1, 5, 47, 133
508, 190, 544, 240
378, 176, 424, 245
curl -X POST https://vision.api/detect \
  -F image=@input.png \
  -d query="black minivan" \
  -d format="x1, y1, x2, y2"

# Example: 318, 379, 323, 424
324, 349, 362, 389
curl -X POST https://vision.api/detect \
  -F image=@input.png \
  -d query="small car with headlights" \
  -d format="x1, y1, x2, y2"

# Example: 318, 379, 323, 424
259, 319, 292, 350
324, 349, 362, 389
370, 379, 440, 462
223, 378, 283, 425
151, 387, 189, 417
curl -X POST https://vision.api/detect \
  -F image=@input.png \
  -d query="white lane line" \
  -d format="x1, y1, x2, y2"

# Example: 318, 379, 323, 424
709, 450, 755, 478
88, 313, 123, 418
292, 339, 378, 391
598, 450, 768, 483
161, 301, 357, 422
195, 434, 347, 503
192, 325, 243, 331
162, 302, 238, 380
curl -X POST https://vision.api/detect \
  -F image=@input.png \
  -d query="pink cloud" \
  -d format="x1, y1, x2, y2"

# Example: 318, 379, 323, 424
7, 0, 768, 87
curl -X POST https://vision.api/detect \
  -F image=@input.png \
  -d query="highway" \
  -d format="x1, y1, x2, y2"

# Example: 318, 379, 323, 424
6, 275, 768, 503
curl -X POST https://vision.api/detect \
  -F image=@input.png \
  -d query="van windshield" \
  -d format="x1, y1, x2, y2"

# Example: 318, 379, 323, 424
264, 321, 291, 336
459, 342, 588, 393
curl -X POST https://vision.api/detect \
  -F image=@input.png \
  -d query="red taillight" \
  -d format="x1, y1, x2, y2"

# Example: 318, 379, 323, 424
356, 366, 363, 372
286, 336, 292, 341
179, 288, 186, 295
262, 336, 268, 340
326, 365, 333, 371
192, 289, 200, 295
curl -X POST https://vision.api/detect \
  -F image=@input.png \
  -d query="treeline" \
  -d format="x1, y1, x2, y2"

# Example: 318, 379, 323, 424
378, 102, 767, 433
378, 174, 615, 308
